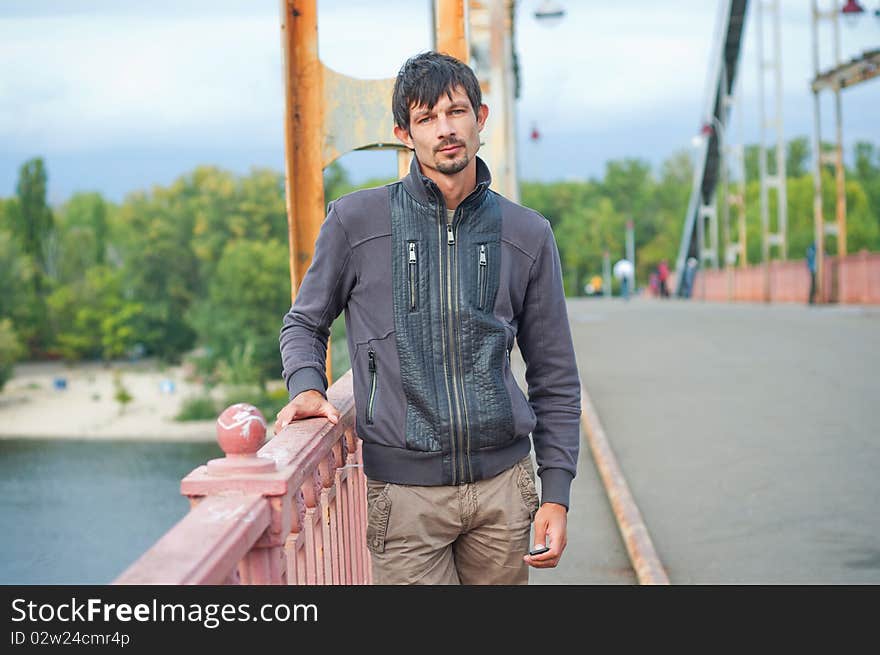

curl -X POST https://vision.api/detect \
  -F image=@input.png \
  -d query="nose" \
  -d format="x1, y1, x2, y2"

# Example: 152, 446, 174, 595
435, 112, 456, 139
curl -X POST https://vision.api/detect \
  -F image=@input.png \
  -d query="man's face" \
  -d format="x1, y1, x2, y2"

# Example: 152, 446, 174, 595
394, 85, 488, 177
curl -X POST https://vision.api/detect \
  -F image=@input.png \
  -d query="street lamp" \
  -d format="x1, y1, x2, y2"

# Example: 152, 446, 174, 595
692, 117, 723, 147
841, 0, 865, 26
534, 0, 565, 27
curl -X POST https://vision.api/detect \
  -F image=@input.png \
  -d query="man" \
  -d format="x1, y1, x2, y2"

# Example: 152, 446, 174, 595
682, 256, 698, 299
276, 52, 581, 585
657, 259, 670, 298
613, 257, 634, 301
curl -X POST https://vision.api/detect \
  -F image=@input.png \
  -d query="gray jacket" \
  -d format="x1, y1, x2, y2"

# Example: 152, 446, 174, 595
279, 156, 581, 508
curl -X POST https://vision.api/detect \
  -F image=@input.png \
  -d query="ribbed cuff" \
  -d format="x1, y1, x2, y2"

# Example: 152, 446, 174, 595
539, 468, 574, 511
286, 366, 327, 401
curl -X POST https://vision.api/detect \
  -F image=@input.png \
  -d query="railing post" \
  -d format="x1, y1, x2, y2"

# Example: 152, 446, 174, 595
181, 403, 291, 585
118, 371, 367, 585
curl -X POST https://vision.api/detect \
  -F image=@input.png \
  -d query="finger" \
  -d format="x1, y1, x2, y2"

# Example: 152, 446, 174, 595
323, 401, 341, 424
524, 544, 555, 565
277, 408, 293, 430
533, 515, 548, 551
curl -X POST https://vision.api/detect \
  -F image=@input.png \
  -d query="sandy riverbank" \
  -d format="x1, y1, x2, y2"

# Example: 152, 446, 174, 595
0, 359, 225, 441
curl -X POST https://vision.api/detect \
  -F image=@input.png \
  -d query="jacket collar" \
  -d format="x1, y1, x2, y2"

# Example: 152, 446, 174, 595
401, 153, 492, 209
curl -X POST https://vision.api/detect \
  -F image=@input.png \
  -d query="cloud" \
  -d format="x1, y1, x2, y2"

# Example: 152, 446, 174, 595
0, 15, 285, 151
1, 0, 877, 201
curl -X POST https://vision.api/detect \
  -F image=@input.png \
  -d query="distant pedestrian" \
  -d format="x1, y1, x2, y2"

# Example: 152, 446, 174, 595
657, 259, 670, 298
613, 258, 634, 301
806, 242, 817, 305
682, 257, 698, 299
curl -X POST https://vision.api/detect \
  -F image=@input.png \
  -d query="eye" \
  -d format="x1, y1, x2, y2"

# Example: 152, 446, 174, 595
418, 116, 432, 124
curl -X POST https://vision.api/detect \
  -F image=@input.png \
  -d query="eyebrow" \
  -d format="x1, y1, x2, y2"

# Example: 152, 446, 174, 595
412, 102, 469, 119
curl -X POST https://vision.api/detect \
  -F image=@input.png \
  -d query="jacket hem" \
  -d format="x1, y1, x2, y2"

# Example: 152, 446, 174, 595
362, 437, 532, 486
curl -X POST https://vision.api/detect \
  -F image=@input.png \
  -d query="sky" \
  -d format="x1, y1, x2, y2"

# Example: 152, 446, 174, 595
1, 0, 878, 206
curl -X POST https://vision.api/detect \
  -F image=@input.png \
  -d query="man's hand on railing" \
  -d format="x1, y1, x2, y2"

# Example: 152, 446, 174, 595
274, 390, 342, 433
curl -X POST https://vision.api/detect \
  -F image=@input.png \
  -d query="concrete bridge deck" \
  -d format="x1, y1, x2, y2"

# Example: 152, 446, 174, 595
513, 298, 880, 584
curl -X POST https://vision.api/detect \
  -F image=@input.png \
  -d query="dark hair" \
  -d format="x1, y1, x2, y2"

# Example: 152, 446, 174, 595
392, 51, 482, 132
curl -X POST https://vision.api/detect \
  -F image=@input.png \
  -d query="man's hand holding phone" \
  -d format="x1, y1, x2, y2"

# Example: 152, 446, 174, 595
523, 502, 568, 568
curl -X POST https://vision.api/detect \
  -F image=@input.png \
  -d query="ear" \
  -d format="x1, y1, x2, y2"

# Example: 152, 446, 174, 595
393, 124, 414, 150
476, 104, 489, 133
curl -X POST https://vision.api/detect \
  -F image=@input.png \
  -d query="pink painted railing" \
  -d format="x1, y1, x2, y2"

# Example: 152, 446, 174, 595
113, 370, 372, 585
691, 250, 880, 305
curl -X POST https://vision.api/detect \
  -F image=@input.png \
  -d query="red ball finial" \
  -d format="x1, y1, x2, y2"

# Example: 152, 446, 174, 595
207, 403, 275, 476
216, 403, 267, 455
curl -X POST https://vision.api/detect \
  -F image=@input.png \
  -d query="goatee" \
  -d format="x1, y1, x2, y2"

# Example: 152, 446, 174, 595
436, 153, 469, 175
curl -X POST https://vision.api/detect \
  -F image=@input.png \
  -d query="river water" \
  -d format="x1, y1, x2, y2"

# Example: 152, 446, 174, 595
0, 439, 222, 584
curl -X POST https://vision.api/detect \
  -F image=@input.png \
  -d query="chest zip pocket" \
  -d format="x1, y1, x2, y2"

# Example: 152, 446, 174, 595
408, 241, 419, 312
366, 347, 377, 425
477, 244, 488, 310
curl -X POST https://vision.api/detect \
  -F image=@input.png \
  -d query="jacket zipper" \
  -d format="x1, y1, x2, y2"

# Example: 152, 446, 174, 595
366, 348, 377, 425
478, 244, 488, 310
408, 241, 418, 311
436, 204, 459, 482
444, 209, 470, 484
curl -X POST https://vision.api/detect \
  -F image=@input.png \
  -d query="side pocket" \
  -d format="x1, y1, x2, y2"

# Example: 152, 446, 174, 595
515, 456, 540, 523
407, 240, 419, 312
366, 480, 392, 554
366, 347, 377, 425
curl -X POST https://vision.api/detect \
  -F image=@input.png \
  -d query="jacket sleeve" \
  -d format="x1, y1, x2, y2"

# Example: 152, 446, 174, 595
279, 202, 355, 401
515, 219, 582, 510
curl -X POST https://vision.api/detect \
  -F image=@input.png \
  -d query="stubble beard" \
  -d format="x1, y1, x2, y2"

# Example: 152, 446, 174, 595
435, 151, 470, 175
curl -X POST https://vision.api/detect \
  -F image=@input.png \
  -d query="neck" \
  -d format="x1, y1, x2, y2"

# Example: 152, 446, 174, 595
420, 157, 478, 210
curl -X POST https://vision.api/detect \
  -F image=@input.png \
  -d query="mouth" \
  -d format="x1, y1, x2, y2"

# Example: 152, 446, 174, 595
437, 144, 463, 154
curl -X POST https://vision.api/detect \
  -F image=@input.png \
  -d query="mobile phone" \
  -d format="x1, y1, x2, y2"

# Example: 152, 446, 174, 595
528, 545, 550, 556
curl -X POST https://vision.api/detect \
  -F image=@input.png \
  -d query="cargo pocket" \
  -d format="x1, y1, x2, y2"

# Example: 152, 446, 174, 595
366, 480, 392, 554
515, 457, 540, 523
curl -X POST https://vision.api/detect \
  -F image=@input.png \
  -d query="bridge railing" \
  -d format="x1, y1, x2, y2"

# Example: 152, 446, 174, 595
692, 250, 880, 305
113, 370, 371, 585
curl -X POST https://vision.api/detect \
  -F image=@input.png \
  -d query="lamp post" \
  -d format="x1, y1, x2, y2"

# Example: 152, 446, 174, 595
693, 115, 726, 269
625, 220, 635, 293
841, 0, 866, 26
533, 0, 565, 26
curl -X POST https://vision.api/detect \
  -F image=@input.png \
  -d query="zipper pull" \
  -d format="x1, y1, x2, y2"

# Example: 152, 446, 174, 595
408, 242, 417, 263
446, 223, 455, 245
479, 244, 487, 266
368, 349, 376, 372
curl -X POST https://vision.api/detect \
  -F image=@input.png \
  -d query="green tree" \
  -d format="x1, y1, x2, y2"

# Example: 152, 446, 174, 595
57, 192, 109, 271
46, 265, 144, 361
188, 238, 290, 387
0, 318, 24, 392
853, 142, 880, 240
0, 230, 30, 321
554, 198, 622, 296
787, 137, 811, 178
12, 158, 54, 288
112, 189, 198, 360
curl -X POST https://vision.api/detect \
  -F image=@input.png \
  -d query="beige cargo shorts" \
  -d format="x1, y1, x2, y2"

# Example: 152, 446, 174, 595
365, 455, 540, 585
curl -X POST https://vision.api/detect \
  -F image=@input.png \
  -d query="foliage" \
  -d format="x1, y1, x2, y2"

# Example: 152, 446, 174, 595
220, 386, 289, 427
0, 319, 24, 392
175, 395, 219, 421
112, 370, 133, 415
45, 266, 144, 361
187, 238, 290, 387
12, 158, 54, 285
1, 137, 877, 388
522, 151, 693, 292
